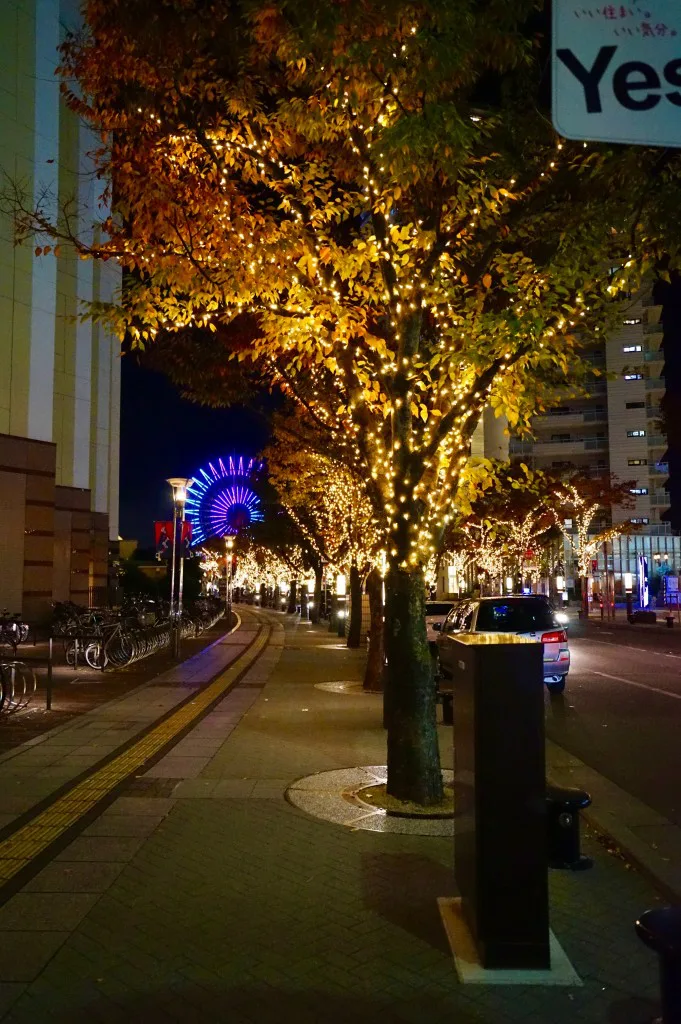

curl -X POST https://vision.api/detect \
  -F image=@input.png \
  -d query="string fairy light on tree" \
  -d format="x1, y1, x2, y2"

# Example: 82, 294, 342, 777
550, 478, 636, 615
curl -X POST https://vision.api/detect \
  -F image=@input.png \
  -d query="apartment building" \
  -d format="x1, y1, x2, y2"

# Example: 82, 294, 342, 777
509, 286, 680, 592
0, 0, 121, 621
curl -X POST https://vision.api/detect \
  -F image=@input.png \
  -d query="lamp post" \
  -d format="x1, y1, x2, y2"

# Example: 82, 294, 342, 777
167, 477, 192, 658
225, 536, 234, 624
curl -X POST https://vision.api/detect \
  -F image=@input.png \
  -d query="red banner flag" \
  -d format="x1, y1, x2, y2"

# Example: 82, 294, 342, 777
154, 521, 174, 559
180, 520, 193, 556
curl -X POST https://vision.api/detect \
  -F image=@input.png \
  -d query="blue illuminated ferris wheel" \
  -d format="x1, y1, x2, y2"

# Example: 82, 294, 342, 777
185, 456, 264, 544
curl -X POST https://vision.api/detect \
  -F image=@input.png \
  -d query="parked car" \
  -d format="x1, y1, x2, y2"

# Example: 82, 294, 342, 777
434, 595, 570, 693
425, 600, 457, 649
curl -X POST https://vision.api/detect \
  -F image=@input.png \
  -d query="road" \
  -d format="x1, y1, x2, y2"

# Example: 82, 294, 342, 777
545, 623, 681, 824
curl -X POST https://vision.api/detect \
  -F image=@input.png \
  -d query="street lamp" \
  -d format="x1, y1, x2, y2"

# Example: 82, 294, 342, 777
225, 535, 234, 623
167, 477, 192, 658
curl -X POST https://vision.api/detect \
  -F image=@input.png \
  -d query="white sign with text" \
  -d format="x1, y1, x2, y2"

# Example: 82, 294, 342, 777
553, 1, 681, 146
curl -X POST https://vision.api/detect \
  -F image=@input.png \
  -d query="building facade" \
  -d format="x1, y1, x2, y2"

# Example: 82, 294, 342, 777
509, 287, 680, 595
0, 0, 120, 621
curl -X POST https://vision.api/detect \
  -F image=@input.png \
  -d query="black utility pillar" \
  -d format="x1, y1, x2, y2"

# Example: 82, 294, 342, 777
452, 633, 549, 970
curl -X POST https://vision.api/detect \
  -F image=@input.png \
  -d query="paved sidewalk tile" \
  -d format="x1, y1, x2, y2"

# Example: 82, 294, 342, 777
82, 814, 167, 838
171, 780, 218, 798
144, 756, 211, 779
54, 837, 146, 863
102, 798, 176, 818
22, 861, 126, 894
0, 931, 71, 983
0, 893, 99, 931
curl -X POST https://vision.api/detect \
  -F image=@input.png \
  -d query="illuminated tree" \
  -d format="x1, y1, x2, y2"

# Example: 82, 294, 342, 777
445, 462, 554, 593
549, 477, 635, 613
233, 538, 305, 604
198, 547, 222, 595
263, 418, 383, 686
15, 0, 681, 804
439, 549, 472, 597
461, 522, 505, 595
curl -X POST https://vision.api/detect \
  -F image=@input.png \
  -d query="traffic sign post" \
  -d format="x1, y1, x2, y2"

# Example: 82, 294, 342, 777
553, 1, 681, 147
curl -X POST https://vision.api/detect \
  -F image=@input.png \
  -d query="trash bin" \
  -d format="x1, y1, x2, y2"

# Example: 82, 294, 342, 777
452, 633, 549, 969
546, 784, 593, 870
635, 905, 681, 1024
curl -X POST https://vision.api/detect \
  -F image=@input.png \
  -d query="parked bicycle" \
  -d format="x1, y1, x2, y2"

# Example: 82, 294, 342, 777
0, 659, 37, 713
0, 610, 29, 651
52, 597, 224, 672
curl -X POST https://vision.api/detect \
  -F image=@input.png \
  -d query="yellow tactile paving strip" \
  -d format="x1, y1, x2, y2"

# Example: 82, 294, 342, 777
0, 625, 269, 886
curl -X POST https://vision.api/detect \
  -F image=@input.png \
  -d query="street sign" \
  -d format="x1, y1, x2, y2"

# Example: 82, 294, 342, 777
553, 1, 681, 147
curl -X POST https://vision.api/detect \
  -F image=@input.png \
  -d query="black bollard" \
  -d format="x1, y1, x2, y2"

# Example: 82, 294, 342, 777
635, 906, 681, 1024
546, 785, 593, 870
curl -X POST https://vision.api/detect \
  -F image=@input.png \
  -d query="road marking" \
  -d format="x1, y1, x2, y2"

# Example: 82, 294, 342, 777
0, 625, 269, 886
592, 669, 681, 700
577, 637, 681, 659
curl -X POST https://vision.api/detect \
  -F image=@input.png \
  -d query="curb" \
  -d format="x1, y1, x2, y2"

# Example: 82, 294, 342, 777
546, 739, 681, 904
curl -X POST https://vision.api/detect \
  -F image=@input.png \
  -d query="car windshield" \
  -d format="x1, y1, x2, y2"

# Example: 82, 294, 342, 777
476, 599, 556, 633
425, 603, 453, 616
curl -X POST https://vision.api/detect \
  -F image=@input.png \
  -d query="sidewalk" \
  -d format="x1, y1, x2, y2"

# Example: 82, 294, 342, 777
0, 608, 670, 1023
0, 619, 235, 757
565, 605, 681, 636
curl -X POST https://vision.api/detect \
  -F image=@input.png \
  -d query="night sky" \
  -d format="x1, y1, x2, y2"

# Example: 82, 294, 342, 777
119, 356, 270, 546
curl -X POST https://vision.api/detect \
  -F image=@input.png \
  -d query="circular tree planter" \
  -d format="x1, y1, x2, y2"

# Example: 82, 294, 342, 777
355, 782, 455, 819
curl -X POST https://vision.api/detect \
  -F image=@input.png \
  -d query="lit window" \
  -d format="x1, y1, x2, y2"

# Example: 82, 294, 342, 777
622, 320, 642, 326
626, 402, 645, 409
624, 373, 643, 380
628, 458, 648, 466
630, 488, 648, 495
627, 429, 646, 437
623, 344, 642, 351
630, 517, 649, 524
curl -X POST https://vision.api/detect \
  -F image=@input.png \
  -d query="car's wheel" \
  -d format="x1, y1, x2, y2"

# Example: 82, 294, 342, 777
546, 676, 566, 695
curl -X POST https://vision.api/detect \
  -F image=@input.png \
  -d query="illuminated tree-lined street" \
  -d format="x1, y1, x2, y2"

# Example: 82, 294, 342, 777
13, 0, 681, 804
3, 0, 681, 1017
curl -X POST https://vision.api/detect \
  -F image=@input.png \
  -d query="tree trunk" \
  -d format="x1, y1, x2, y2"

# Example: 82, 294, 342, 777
287, 580, 297, 614
581, 575, 589, 617
273, 585, 280, 610
384, 566, 443, 805
310, 566, 322, 624
347, 560, 362, 649
363, 567, 384, 692
300, 585, 309, 620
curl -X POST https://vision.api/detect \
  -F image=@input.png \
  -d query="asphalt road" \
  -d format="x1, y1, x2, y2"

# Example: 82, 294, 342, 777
546, 623, 681, 824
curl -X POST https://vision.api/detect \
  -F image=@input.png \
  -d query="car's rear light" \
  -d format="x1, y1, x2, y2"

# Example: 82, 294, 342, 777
540, 630, 567, 644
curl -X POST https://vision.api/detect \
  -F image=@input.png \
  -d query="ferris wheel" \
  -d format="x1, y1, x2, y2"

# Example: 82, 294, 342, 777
185, 456, 264, 544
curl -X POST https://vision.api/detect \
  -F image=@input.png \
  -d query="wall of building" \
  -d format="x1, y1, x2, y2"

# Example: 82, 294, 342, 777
0, 433, 56, 621
510, 283, 672, 536
0, 0, 121, 618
